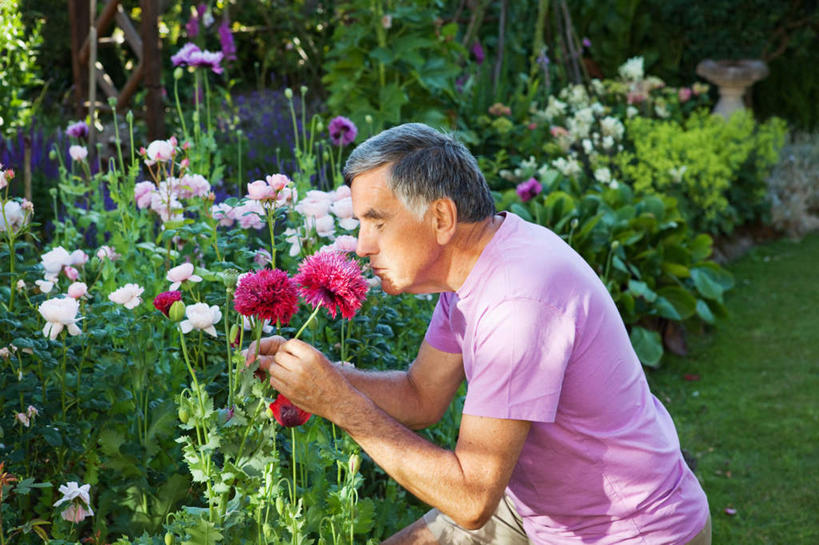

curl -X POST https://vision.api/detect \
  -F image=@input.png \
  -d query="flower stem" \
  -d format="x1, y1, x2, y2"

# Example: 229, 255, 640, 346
293, 306, 322, 341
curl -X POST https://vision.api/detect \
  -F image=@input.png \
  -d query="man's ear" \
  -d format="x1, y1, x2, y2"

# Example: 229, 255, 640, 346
430, 198, 457, 245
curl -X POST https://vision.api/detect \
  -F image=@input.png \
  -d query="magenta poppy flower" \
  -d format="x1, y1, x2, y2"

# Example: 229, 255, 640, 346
153, 290, 182, 316
516, 178, 542, 203
294, 251, 368, 320
233, 269, 300, 325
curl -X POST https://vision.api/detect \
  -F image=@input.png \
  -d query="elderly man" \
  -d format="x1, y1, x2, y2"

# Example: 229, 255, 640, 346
250, 123, 711, 544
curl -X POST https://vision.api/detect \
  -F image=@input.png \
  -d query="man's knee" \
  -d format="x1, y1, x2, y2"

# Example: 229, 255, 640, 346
381, 518, 440, 545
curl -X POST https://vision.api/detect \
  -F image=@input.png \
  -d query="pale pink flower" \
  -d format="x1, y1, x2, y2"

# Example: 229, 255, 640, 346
211, 203, 235, 227
0, 200, 25, 233
61, 503, 94, 523
96, 245, 119, 261
69, 250, 88, 267
41, 246, 72, 276
0, 168, 9, 190
178, 173, 211, 198
21, 199, 33, 212
266, 174, 291, 191
332, 185, 351, 201
247, 179, 277, 200
69, 145, 88, 162
167, 262, 203, 291
38, 297, 82, 340
144, 138, 176, 165
179, 302, 222, 336
312, 214, 335, 237
338, 217, 360, 231
330, 197, 354, 219
134, 181, 156, 209
54, 482, 94, 522
0, 347, 11, 359
108, 283, 144, 309
27, 405, 39, 418
62, 266, 79, 281
297, 193, 331, 218
333, 235, 358, 253
15, 412, 30, 427
254, 249, 272, 267
284, 228, 303, 257
150, 189, 183, 223
276, 186, 297, 205
233, 200, 265, 229
15, 279, 25, 292
68, 282, 88, 299
678, 87, 692, 103
35, 279, 55, 294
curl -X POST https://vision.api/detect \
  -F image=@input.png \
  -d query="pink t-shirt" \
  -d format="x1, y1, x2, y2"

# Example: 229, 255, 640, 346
425, 212, 709, 544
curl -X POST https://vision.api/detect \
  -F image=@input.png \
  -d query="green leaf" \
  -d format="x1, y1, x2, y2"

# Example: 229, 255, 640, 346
630, 326, 663, 368
656, 286, 698, 320
696, 299, 715, 324
690, 234, 714, 262
98, 428, 125, 456
627, 279, 657, 302
661, 262, 690, 278
690, 267, 725, 302
182, 518, 223, 545
509, 203, 533, 222
654, 296, 682, 320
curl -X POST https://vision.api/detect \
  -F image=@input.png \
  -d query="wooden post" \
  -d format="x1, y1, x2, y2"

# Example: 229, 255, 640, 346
88, 0, 98, 166
68, 0, 90, 119
141, 0, 165, 141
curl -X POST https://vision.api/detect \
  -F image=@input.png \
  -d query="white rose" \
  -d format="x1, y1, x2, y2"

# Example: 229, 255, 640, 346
180, 302, 222, 337
108, 283, 144, 309
38, 297, 82, 340
594, 167, 612, 184
0, 200, 26, 233
145, 139, 175, 164
69, 145, 88, 162
41, 246, 72, 275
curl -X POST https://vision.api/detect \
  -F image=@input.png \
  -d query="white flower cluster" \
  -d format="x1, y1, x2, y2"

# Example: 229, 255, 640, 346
134, 173, 212, 224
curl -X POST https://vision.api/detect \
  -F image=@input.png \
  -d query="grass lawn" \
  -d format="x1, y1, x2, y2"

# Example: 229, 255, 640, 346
646, 232, 819, 544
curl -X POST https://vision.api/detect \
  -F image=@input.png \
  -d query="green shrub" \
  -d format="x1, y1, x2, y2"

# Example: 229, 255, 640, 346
616, 110, 787, 234
0, 0, 44, 137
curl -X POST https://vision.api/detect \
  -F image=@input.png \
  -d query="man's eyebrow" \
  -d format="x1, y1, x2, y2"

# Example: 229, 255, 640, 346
353, 208, 388, 221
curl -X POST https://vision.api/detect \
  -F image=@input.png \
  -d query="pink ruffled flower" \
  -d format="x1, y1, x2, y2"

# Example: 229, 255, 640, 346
69, 250, 88, 267
212, 203, 235, 227
330, 197, 354, 219
332, 185, 351, 201
96, 245, 119, 261
63, 266, 79, 281
177, 173, 211, 198
297, 192, 332, 218
167, 263, 203, 291
134, 181, 156, 209
247, 180, 277, 200
233, 268, 299, 325
153, 290, 182, 316
172, 42, 201, 66
144, 138, 177, 166
311, 214, 335, 238
294, 251, 369, 320
678, 87, 692, 103
233, 200, 265, 230
266, 174, 292, 192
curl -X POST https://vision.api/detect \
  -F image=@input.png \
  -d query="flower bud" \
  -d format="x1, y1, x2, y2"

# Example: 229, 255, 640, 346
174, 67, 184, 80
221, 268, 240, 289
348, 453, 361, 475
165, 532, 175, 545
49, 149, 57, 160
611, 240, 620, 251
107, 96, 117, 108
364, 114, 373, 125
315, 120, 324, 134
168, 300, 186, 322
229, 324, 240, 348
570, 218, 579, 229
126, 110, 134, 123
284, 88, 293, 100
300, 85, 308, 96
178, 405, 189, 424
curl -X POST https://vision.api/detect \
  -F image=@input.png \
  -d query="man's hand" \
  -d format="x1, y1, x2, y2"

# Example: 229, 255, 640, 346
244, 335, 286, 375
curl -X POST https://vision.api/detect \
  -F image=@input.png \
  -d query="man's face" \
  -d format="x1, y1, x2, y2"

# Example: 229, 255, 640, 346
351, 164, 442, 295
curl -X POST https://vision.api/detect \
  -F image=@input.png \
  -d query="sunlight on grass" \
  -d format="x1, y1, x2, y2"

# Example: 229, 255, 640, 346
647, 233, 819, 544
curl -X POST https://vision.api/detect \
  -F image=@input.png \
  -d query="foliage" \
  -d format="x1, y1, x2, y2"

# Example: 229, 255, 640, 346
767, 132, 819, 238
0, 0, 44, 137
617, 110, 787, 234
322, 0, 464, 132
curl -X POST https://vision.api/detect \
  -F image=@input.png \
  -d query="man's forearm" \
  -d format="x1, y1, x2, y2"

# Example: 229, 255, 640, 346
336, 366, 431, 429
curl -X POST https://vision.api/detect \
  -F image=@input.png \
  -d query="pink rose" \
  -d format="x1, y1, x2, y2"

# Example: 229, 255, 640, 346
67, 282, 88, 299
247, 180, 277, 200
167, 262, 203, 291
63, 266, 79, 281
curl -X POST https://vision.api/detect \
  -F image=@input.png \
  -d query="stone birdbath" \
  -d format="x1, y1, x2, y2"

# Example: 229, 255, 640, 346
696, 59, 769, 119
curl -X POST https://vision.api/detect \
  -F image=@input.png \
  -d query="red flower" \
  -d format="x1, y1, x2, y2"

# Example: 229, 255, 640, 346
153, 290, 182, 316
233, 269, 299, 325
269, 394, 311, 427
294, 252, 368, 320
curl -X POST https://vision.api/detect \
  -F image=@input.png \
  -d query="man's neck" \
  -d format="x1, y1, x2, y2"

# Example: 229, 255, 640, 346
441, 213, 504, 292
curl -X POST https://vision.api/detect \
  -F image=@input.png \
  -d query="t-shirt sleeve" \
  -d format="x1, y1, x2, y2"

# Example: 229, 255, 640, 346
463, 298, 575, 423
424, 293, 461, 354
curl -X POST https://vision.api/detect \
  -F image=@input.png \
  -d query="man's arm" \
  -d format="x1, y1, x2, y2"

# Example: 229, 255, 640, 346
268, 339, 531, 530
248, 337, 465, 429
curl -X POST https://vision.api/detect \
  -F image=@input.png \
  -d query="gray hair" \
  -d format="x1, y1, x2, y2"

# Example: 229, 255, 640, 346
343, 123, 495, 222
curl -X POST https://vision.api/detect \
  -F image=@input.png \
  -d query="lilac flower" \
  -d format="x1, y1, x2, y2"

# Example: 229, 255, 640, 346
471, 41, 485, 65
189, 50, 224, 74
171, 43, 201, 67
185, 11, 199, 37
328, 116, 357, 147
65, 121, 89, 139
516, 177, 542, 203
219, 20, 237, 61
582, 37, 592, 49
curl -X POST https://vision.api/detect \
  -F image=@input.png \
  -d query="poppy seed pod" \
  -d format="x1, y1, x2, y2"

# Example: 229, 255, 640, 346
169, 300, 186, 322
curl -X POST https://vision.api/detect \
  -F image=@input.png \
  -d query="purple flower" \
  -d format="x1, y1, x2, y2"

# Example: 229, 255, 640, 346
185, 12, 199, 37
189, 50, 224, 74
582, 37, 592, 49
218, 20, 237, 61
171, 43, 201, 67
328, 116, 357, 147
65, 121, 89, 140
471, 41, 485, 65
516, 178, 542, 203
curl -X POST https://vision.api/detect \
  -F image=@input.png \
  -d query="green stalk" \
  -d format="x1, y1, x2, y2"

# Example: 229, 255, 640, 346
174, 73, 188, 139
293, 306, 322, 340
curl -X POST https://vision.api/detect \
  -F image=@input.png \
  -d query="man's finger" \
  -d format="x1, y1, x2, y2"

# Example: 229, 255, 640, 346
245, 335, 287, 366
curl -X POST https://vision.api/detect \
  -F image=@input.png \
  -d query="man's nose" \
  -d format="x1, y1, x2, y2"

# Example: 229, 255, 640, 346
356, 230, 376, 258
